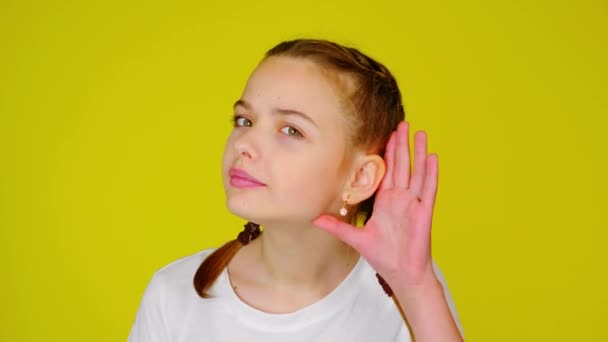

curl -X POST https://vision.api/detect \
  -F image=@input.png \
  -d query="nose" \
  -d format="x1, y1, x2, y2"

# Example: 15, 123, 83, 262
232, 129, 259, 160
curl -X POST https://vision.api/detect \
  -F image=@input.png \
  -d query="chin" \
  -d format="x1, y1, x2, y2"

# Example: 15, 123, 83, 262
226, 197, 265, 223
225, 199, 296, 226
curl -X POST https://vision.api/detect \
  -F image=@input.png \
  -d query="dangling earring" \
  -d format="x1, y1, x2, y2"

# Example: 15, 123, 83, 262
339, 194, 350, 216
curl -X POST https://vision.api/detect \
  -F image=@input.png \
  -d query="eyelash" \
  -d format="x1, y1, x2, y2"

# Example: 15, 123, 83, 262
232, 115, 304, 138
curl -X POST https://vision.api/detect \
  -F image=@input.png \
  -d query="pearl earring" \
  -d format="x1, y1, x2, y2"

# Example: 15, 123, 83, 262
339, 194, 350, 216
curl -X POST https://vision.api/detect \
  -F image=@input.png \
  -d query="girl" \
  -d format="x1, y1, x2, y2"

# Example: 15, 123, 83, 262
129, 39, 464, 341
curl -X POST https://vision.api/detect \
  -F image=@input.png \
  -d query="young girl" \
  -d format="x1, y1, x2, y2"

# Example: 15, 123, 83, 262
129, 39, 464, 341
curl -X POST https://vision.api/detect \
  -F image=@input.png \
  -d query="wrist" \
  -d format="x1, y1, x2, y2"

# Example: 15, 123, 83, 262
383, 261, 439, 295
392, 273, 443, 304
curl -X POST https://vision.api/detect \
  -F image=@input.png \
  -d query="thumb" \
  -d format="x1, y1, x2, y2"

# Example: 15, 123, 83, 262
312, 214, 364, 250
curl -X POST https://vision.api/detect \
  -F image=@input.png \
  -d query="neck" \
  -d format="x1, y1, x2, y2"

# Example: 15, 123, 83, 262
250, 220, 359, 289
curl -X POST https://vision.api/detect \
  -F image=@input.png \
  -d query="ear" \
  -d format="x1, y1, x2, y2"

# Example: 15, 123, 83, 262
344, 154, 386, 205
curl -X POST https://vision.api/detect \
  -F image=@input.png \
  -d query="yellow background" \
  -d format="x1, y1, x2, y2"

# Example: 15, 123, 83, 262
1, 0, 606, 340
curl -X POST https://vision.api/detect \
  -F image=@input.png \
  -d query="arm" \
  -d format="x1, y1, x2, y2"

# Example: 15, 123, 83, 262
393, 271, 463, 341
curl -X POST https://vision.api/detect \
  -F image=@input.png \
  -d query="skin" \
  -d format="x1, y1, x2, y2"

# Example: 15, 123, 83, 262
222, 55, 462, 341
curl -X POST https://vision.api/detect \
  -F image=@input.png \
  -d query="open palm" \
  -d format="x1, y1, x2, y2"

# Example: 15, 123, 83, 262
313, 121, 439, 287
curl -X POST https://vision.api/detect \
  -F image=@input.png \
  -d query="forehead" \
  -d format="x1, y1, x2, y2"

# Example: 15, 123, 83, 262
240, 56, 350, 127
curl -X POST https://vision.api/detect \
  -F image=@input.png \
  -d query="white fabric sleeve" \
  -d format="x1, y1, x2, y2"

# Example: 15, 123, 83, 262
128, 273, 171, 342
432, 261, 465, 339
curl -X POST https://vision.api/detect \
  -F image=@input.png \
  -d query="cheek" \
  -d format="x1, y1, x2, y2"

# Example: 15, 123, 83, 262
221, 133, 237, 170
273, 150, 344, 207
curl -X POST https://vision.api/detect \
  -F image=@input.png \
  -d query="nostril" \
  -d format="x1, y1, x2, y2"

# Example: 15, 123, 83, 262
233, 133, 257, 159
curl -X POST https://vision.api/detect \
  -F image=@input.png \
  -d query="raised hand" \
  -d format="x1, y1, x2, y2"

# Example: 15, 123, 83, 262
312, 121, 439, 288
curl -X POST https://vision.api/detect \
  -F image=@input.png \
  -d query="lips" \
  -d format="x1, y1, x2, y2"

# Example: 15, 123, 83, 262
228, 168, 266, 187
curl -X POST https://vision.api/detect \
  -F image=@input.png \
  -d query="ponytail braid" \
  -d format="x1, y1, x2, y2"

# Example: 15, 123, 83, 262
193, 222, 261, 298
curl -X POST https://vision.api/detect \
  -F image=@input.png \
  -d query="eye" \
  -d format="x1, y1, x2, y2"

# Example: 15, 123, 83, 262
280, 125, 303, 138
233, 115, 252, 127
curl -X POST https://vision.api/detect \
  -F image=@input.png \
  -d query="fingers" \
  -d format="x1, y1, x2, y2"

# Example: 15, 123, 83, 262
379, 131, 396, 190
312, 215, 364, 251
393, 122, 411, 188
421, 153, 439, 208
381, 122, 434, 201
408, 131, 427, 197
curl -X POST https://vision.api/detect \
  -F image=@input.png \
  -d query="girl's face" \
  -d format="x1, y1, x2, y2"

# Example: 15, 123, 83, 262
222, 56, 355, 225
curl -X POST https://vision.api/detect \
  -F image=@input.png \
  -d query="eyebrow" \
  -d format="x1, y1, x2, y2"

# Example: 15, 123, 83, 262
233, 99, 318, 128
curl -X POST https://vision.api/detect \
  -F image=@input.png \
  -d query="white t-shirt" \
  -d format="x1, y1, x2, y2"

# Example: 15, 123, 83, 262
128, 248, 462, 342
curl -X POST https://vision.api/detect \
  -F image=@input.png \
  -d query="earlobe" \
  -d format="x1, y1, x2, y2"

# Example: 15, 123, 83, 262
346, 155, 386, 205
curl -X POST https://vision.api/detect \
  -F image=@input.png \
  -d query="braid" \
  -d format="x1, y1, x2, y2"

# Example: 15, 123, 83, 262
193, 222, 261, 298
343, 47, 395, 85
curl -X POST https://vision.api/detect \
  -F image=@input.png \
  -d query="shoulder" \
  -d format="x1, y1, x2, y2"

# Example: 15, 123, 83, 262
129, 248, 219, 341
355, 257, 463, 337
148, 248, 217, 297
156, 248, 216, 277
